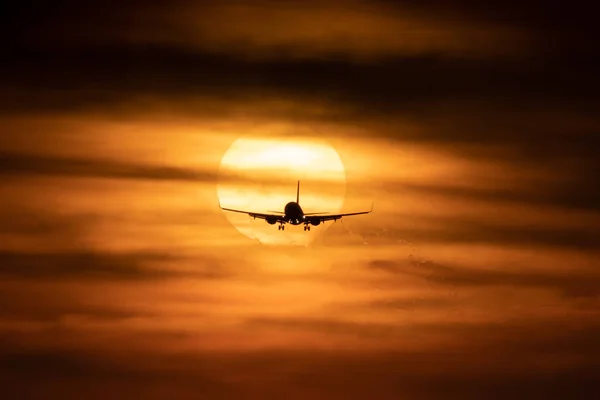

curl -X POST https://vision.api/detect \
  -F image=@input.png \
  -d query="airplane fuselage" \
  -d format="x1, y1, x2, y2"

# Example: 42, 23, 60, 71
284, 201, 304, 225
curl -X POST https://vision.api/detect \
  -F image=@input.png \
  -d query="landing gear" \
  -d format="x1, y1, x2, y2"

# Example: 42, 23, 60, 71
278, 224, 285, 231
303, 225, 311, 231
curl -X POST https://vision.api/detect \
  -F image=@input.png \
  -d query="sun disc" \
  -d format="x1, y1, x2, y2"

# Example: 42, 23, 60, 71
218, 136, 346, 245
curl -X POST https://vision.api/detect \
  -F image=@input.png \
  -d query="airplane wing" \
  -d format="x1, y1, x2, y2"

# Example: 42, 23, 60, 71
220, 205, 286, 223
305, 204, 374, 223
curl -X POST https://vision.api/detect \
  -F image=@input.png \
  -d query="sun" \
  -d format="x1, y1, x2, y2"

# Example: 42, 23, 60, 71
218, 136, 346, 245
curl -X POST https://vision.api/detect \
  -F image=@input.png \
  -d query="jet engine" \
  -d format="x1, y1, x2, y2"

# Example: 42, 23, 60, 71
266, 217, 278, 225
310, 219, 321, 226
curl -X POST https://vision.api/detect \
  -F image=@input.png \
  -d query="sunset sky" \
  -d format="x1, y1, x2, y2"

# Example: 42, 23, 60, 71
2, 1, 600, 398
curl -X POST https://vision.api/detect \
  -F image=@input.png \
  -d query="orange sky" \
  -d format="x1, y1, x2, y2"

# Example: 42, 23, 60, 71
1, 1, 600, 398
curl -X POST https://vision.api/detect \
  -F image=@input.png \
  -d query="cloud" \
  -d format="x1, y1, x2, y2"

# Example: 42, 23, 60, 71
0, 250, 227, 281
3, 46, 597, 114
8, 1, 533, 60
367, 257, 600, 299
3, 5, 598, 188
0, 151, 218, 182
0, 207, 96, 237
0, 301, 154, 324
365, 296, 462, 313
360, 212, 600, 249
2, 41, 597, 187
402, 1, 599, 44
0, 350, 238, 399
391, 180, 600, 214
1, 343, 598, 399
246, 316, 399, 338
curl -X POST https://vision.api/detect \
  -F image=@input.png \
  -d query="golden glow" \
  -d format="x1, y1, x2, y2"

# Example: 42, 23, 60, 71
225, 143, 317, 168
218, 137, 346, 245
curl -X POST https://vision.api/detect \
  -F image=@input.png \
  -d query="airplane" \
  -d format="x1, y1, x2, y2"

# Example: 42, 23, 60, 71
219, 181, 373, 231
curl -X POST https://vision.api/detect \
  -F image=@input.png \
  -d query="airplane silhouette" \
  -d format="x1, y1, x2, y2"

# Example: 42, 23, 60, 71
220, 181, 373, 231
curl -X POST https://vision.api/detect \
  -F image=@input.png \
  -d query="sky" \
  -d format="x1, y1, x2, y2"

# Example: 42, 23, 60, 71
1, 0, 600, 398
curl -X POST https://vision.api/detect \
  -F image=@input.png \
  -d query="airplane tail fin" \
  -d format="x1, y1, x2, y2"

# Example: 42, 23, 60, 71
296, 181, 300, 204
